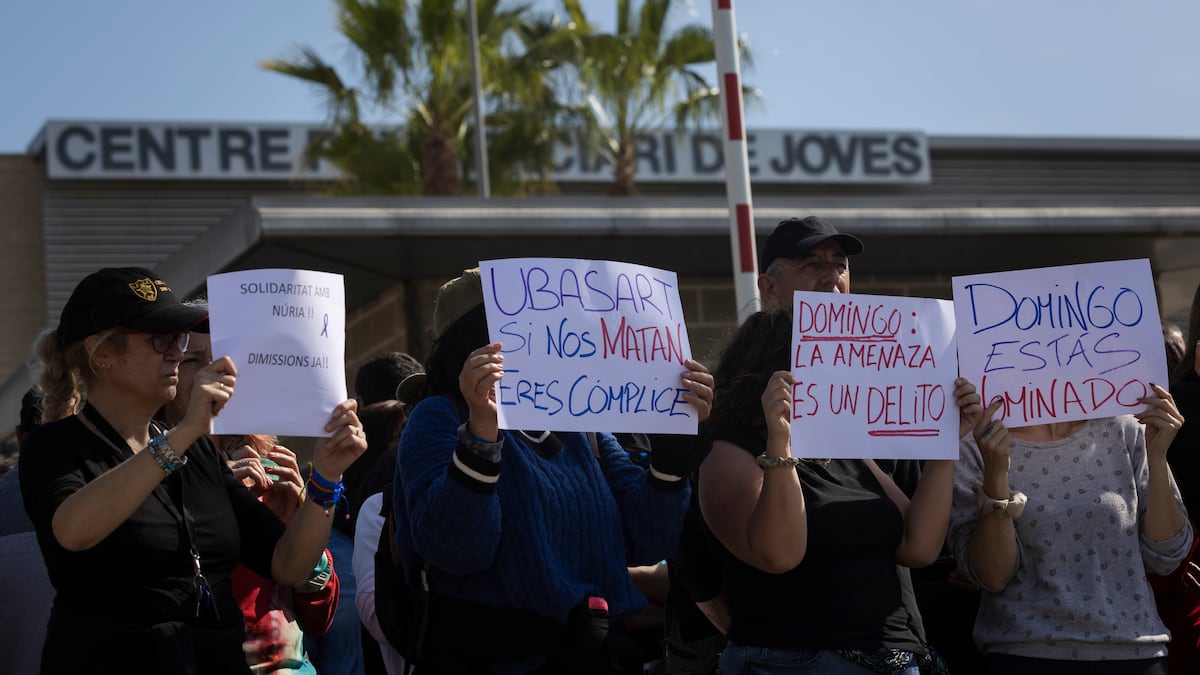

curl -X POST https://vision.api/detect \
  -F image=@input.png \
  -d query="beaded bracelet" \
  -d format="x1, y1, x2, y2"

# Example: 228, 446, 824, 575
755, 453, 802, 470
147, 433, 187, 475
306, 463, 348, 518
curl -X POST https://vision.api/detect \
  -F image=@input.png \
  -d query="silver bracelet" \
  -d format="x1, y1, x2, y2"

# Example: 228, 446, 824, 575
973, 484, 1027, 518
148, 433, 187, 475
755, 453, 802, 470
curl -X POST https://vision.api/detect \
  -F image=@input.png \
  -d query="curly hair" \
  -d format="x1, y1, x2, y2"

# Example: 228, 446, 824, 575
33, 327, 125, 423
709, 309, 795, 438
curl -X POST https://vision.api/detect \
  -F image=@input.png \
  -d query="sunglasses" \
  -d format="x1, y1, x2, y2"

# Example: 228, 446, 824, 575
119, 329, 191, 354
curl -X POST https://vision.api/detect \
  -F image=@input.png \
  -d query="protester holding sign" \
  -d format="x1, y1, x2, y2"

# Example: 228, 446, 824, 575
393, 267, 712, 674
948, 260, 1194, 673
698, 309, 979, 675
948, 382, 1192, 674
159, 321, 340, 675
18, 267, 367, 674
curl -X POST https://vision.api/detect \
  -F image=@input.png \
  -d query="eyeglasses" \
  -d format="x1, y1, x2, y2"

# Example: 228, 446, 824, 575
149, 332, 190, 354
118, 329, 191, 354
113, 329, 188, 355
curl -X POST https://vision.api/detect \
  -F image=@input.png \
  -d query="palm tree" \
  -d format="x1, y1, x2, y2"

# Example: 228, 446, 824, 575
262, 0, 572, 196
559, 0, 752, 196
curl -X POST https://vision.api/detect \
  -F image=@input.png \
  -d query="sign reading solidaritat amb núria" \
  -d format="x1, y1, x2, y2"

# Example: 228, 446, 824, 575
207, 268, 347, 437
40, 120, 930, 184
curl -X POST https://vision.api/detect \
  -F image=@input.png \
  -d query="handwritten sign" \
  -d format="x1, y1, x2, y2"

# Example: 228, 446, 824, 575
480, 258, 698, 434
952, 259, 1167, 426
789, 292, 959, 459
207, 269, 347, 437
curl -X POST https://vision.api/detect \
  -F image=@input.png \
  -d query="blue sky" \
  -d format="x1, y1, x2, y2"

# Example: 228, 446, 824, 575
2, 0, 1198, 153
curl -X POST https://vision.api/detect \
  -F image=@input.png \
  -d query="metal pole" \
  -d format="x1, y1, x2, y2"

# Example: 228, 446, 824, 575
467, 0, 490, 197
712, 0, 758, 321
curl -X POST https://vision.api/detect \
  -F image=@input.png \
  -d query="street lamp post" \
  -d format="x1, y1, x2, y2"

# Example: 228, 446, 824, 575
467, 0, 490, 197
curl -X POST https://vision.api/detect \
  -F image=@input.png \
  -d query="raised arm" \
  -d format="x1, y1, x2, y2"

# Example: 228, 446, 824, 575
272, 399, 367, 587
964, 397, 1020, 591
51, 358, 237, 551
868, 378, 979, 567
699, 371, 807, 574
1137, 384, 1190, 547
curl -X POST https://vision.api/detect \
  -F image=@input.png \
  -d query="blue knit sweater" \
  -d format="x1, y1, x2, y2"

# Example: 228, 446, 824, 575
393, 396, 690, 626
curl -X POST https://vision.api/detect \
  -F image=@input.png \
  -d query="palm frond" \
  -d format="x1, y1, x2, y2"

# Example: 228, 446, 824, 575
261, 46, 362, 124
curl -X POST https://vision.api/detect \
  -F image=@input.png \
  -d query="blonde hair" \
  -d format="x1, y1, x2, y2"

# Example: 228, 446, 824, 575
32, 327, 123, 422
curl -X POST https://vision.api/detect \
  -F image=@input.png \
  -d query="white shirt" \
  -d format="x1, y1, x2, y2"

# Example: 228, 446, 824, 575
353, 491, 407, 675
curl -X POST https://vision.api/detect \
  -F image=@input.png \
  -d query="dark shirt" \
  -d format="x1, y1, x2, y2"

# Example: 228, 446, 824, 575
19, 404, 286, 673
1169, 380, 1200, 521
710, 428, 926, 654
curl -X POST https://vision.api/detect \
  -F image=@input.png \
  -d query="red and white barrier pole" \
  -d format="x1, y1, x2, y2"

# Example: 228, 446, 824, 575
712, 0, 759, 322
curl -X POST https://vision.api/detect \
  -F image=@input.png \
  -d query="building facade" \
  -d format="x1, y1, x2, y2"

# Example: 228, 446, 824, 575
2, 120, 1199, 436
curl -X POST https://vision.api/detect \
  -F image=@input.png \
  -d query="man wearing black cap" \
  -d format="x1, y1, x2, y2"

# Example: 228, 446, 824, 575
757, 216, 864, 310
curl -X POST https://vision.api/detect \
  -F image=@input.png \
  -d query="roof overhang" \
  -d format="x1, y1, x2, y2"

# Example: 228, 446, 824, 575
163, 195, 1200, 304
5, 196, 1199, 439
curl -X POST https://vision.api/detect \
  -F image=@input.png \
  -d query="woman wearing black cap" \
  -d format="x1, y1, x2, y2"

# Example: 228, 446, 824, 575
18, 267, 367, 674
699, 310, 978, 675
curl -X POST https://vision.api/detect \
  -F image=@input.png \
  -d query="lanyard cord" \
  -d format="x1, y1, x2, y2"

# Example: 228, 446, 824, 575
74, 408, 219, 620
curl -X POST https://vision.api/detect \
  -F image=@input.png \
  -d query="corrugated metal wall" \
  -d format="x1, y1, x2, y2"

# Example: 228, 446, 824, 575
40, 181, 313, 325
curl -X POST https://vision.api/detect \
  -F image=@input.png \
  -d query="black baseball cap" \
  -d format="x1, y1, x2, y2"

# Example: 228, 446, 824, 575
57, 267, 209, 344
759, 217, 864, 271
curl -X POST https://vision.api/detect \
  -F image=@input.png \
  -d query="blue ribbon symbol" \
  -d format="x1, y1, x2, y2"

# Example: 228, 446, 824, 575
321, 313, 329, 338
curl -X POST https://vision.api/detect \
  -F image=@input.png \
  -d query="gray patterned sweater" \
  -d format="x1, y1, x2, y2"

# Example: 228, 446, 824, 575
949, 416, 1193, 661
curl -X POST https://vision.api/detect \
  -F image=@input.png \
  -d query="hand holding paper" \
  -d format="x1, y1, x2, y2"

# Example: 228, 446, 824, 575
459, 342, 504, 441
312, 399, 367, 481
181, 356, 237, 437
207, 269, 347, 437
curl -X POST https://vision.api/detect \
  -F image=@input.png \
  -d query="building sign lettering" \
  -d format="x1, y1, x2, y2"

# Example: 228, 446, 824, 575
42, 121, 930, 184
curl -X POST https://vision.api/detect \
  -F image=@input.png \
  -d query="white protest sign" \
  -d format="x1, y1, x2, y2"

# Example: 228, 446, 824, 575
790, 292, 959, 460
207, 269, 347, 437
952, 259, 1167, 427
480, 258, 697, 434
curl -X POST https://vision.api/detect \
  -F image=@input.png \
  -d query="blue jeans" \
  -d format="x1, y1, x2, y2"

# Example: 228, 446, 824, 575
718, 643, 920, 675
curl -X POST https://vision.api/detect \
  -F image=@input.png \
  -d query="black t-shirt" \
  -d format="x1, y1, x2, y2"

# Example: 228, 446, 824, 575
19, 404, 286, 673
709, 428, 926, 654
1169, 380, 1200, 521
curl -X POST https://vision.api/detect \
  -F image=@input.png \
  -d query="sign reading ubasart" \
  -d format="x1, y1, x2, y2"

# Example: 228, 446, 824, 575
480, 257, 699, 434
40, 121, 930, 184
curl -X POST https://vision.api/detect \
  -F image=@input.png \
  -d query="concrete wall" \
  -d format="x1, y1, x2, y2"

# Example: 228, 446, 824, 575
0, 156, 45, 379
